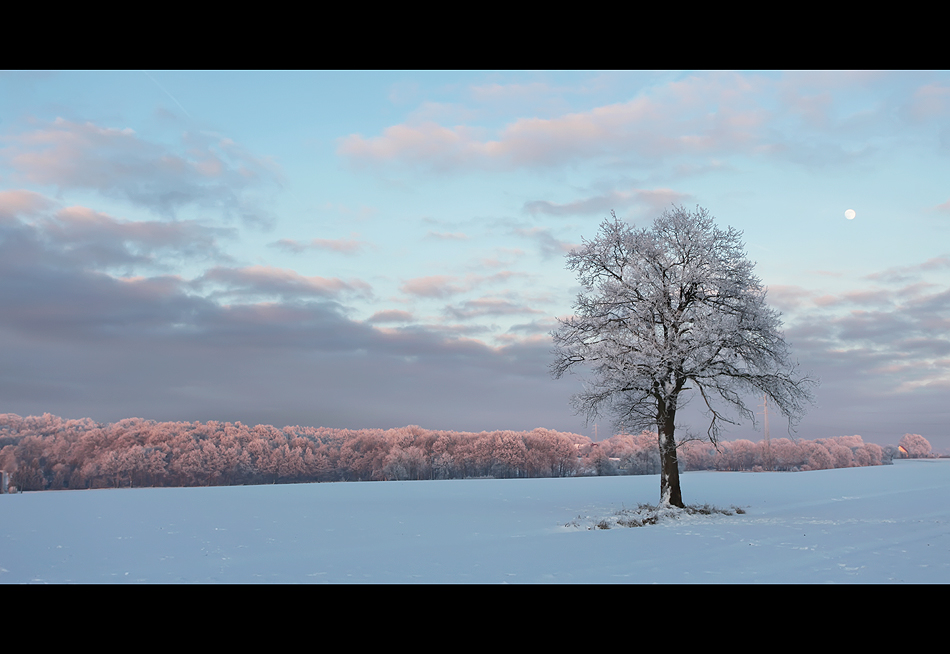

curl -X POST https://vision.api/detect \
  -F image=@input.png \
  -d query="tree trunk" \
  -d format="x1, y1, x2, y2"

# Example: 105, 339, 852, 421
657, 399, 684, 508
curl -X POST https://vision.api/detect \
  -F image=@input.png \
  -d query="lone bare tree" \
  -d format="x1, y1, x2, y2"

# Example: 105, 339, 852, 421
551, 206, 815, 507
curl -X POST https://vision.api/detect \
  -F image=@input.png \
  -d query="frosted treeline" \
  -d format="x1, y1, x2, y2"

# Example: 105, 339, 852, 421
0, 413, 930, 492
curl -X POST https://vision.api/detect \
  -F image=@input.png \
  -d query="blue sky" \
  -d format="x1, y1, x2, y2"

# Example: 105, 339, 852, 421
1, 70, 948, 448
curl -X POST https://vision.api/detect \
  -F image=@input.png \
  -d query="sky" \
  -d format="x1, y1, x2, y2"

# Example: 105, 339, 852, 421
1, 70, 948, 448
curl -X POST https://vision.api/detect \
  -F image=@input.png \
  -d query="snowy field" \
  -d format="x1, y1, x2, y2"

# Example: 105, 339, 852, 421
2, 459, 948, 583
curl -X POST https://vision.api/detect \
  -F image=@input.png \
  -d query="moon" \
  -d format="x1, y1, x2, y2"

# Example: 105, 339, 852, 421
845, 209, 856, 220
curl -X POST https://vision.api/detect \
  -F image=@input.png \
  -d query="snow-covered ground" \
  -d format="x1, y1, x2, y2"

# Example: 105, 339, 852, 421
2, 459, 948, 583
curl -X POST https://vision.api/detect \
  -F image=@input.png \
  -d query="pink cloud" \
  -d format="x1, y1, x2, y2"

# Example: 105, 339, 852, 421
812, 294, 839, 307
337, 74, 774, 171
399, 272, 521, 299
338, 122, 482, 170
50, 206, 228, 250
5, 118, 280, 222
200, 266, 371, 299
0, 189, 54, 220
905, 83, 950, 123
811, 290, 894, 308
400, 275, 463, 299
0, 191, 232, 268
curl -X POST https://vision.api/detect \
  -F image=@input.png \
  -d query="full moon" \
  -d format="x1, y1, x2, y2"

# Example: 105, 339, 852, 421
845, 209, 856, 220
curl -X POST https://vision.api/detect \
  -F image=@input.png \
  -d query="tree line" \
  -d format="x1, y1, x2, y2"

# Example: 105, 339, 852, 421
1, 412, 927, 492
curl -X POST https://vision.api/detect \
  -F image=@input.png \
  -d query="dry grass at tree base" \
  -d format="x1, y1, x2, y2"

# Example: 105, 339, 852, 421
566, 503, 746, 530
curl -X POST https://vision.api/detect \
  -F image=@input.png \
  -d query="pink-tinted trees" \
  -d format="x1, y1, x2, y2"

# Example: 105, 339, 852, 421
0, 410, 905, 493
899, 433, 932, 458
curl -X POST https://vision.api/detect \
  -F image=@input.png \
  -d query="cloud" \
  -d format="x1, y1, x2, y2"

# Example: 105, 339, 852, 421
513, 227, 577, 259
399, 271, 522, 299
51, 205, 233, 267
338, 122, 487, 172
782, 281, 950, 399
524, 187, 693, 217
506, 316, 560, 335
4, 118, 281, 225
197, 265, 372, 301
424, 231, 469, 241
366, 309, 414, 324
0, 134, 585, 433
764, 284, 814, 312
444, 297, 545, 321
751, 256, 950, 442
0, 189, 54, 220
338, 71, 945, 176
864, 257, 950, 284
270, 237, 367, 255
0, 238, 203, 341
337, 72, 774, 172
0, 190, 233, 270
400, 275, 465, 299
903, 82, 950, 123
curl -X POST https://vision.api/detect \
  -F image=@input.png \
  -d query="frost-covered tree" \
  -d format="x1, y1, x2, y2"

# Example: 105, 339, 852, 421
551, 207, 816, 507
898, 433, 932, 458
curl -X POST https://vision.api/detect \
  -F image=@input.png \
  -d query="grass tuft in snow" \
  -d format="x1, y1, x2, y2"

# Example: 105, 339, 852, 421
566, 503, 746, 530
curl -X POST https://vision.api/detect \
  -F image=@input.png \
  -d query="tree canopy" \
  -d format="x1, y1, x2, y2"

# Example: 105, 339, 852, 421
552, 206, 816, 506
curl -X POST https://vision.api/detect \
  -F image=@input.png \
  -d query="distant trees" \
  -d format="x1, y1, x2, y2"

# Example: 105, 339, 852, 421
898, 433, 933, 458
0, 414, 585, 489
0, 411, 920, 494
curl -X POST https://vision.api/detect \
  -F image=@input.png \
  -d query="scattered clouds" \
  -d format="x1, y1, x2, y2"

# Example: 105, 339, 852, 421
903, 82, 950, 123
270, 236, 367, 255
864, 257, 950, 284
477, 247, 527, 271
400, 275, 464, 299
513, 227, 577, 259
425, 231, 469, 241
778, 271, 950, 402
506, 316, 559, 335
764, 285, 814, 312
197, 265, 372, 301
0, 190, 233, 270
524, 187, 693, 217
338, 71, 948, 176
4, 71, 950, 438
366, 309, 414, 324
444, 297, 545, 321
399, 271, 522, 299
48, 205, 233, 268
337, 72, 774, 172
3, 118, 282, 226
0, 189, 54, 220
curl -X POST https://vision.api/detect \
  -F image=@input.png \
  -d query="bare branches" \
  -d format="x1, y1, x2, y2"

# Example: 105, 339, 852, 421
551, 205, 817, 439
